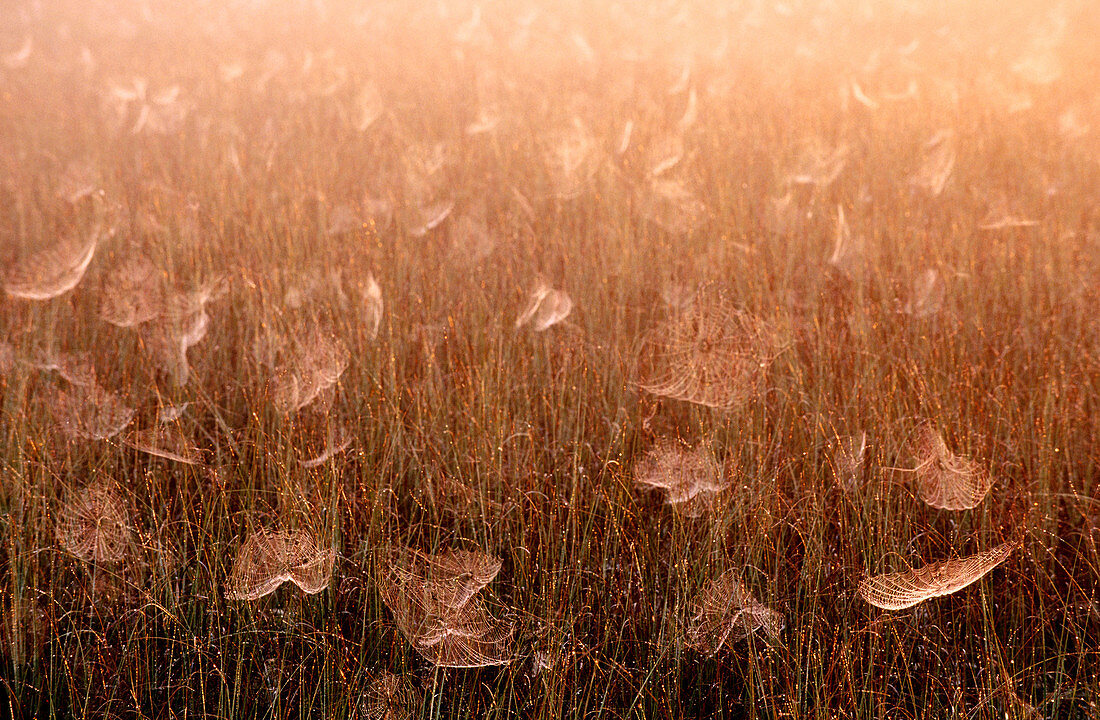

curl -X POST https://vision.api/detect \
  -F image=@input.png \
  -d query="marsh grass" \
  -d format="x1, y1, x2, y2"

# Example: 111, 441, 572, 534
2, 0, 1100, 718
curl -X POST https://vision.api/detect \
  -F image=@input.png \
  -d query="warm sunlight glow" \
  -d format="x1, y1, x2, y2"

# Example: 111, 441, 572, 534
2, 0, 1097, 716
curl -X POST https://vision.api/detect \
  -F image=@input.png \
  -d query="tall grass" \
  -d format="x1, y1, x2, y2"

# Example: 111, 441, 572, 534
2, 0, 1099, 717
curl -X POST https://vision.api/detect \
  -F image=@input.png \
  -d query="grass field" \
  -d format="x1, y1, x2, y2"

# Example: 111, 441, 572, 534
2, 0, 1099, 717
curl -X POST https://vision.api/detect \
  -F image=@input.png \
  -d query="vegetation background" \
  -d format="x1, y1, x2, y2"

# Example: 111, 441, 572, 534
1, 0, 1098, 717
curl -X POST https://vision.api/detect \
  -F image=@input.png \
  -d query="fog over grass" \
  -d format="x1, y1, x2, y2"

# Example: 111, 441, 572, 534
1, 0, 1099, 717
